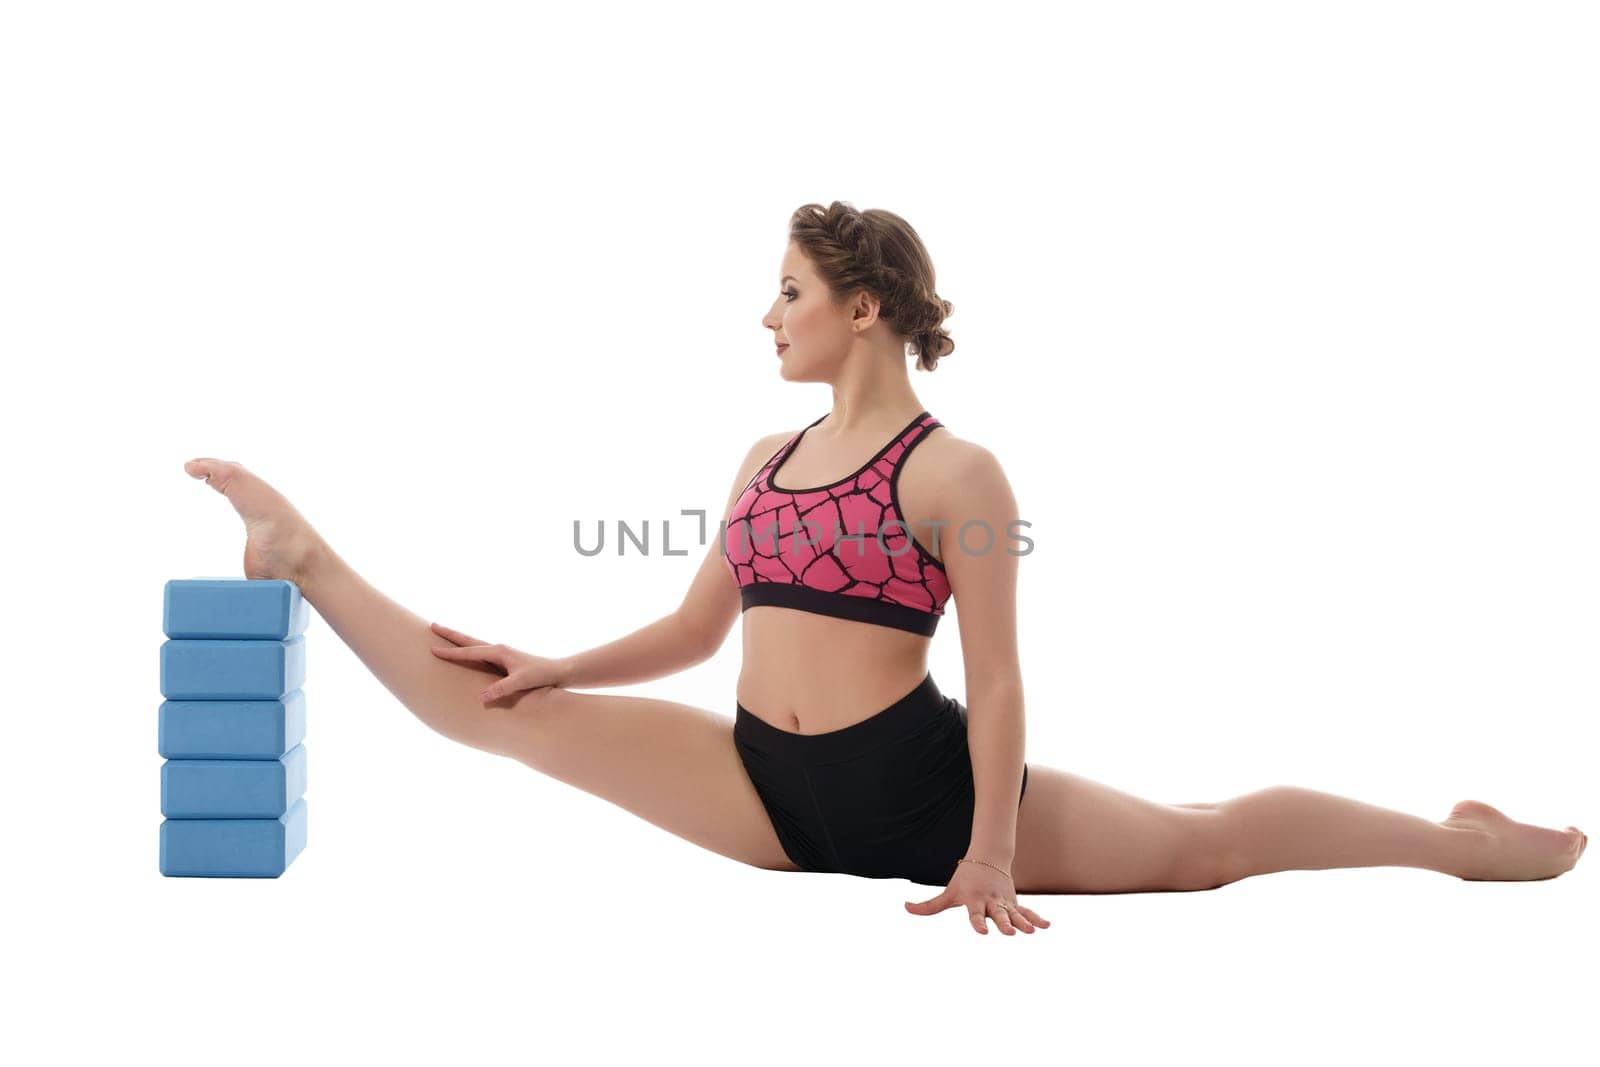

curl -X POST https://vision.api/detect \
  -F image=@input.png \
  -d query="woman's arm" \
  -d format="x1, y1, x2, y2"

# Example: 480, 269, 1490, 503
553, 431, 792, 690
552, 610, 717, 690
939, 443, 1028, 869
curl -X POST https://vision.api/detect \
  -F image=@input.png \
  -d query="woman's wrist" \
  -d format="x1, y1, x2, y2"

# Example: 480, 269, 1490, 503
959, 856, 1013, 879
964, 844, 1016, 869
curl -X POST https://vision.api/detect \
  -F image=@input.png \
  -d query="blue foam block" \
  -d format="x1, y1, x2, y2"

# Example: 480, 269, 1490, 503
163, 578, 310, 640
161, 743, 307, 817
160, 797, 308, 877
160, 635, 305, 699
159, 689, 307, 759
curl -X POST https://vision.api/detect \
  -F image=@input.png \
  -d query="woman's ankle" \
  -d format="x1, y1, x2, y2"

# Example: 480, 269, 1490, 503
290, 536, 336, 601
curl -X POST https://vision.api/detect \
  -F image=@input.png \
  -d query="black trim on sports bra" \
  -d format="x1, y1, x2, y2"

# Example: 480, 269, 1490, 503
740, 582, 941, 636
768, 410, 929, 493
887, 418, 949, 574
739, 414, 828, 496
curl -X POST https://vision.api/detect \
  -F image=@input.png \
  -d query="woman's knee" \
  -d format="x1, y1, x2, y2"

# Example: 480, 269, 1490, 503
1169, 810, 1242, 890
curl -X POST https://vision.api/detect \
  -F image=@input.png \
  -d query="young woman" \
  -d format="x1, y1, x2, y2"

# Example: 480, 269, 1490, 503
184, 201, 1586, 935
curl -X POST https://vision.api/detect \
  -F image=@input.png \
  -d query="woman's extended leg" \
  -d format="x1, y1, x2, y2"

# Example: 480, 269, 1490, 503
1207, 788, 1586, 884
1009, 766, 1587, 894
183, 459, 802, 873
1008, 766, 1240, 893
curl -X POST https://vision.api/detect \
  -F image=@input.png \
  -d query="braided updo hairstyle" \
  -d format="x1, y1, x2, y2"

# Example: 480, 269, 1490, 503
787, 201, 955, 372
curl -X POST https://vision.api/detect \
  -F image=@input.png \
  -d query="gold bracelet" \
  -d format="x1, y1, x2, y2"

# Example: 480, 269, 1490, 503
958, 856, 1012, 881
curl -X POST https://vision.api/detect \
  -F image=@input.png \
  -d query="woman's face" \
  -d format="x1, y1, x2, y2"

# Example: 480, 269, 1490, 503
762, 242, 858, 381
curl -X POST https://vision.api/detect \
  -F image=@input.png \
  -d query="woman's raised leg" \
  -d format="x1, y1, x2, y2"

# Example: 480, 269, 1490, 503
182, 458, 801, 873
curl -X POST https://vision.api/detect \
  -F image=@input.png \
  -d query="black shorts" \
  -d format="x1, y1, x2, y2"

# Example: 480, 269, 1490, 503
733, 671, 1029, 887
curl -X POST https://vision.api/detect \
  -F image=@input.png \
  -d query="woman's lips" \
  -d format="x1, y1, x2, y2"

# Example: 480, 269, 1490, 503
776, 344, 789, 357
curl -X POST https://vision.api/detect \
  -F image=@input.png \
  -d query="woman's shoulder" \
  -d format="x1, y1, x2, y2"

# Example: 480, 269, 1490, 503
748, 424, 803, 464
919, 421, 1001, 476
724, 425, 803, 494
903, 423, 1014, 518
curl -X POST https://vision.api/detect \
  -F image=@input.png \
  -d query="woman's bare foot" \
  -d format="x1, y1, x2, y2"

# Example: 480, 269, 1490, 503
1442, 799, 1587, 881
183, 458, 329, 588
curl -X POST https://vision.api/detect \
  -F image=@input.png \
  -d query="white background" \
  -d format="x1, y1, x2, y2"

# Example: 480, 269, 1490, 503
3, 1, 1595, 1063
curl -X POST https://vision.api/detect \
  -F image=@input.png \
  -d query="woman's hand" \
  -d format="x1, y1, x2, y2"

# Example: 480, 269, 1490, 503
428, 622, 568, 703
904, 858, 1051, 935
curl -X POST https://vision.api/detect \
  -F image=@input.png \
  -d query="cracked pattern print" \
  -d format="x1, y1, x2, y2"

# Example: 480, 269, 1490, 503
724, 411, 952, 618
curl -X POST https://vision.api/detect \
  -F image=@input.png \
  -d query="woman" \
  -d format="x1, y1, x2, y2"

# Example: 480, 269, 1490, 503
184, 201, 1586, 935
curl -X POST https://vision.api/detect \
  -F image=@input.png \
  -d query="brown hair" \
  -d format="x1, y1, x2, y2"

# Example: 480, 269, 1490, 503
787, 201, 955, 372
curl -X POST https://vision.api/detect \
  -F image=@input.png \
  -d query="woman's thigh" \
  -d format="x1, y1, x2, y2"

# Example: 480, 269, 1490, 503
478, 685, 803, 873
1010, 764, 1235, 893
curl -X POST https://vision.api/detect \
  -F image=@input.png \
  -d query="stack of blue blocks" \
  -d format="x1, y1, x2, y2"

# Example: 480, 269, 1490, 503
159, 578, 310, 877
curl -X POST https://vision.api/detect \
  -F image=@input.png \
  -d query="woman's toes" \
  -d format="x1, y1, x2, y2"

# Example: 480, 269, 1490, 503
184, 458, 222, 484
184, 459, 251, 504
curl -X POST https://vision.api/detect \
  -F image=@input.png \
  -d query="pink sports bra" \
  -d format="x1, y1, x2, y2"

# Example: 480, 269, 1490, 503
723, 410, 953, 636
